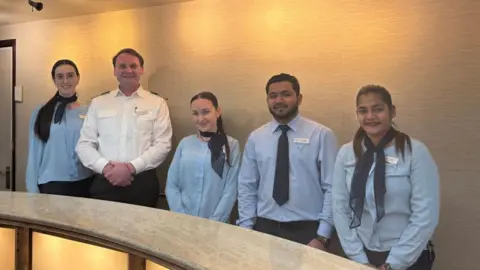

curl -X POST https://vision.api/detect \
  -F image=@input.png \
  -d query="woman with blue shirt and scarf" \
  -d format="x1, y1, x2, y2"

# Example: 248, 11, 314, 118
166, 91, 240, 223
332, 85, 439, 270
26, 59, 93, 197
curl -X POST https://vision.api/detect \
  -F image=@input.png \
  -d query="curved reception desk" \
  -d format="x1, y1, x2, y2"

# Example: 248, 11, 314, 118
0, 191, 369, 270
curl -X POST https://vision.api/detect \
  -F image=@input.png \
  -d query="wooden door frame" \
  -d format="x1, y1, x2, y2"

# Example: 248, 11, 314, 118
0, 39, 17, 191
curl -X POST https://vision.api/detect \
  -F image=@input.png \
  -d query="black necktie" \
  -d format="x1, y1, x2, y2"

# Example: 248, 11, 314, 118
273, 124, 290, 206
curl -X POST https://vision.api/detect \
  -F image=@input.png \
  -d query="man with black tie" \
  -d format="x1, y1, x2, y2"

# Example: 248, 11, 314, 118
237, 73, 338, 250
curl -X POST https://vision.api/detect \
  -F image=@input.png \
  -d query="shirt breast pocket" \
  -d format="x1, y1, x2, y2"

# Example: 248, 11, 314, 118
136, 111, 156, 132
385, 163, 412, 196
385, 164, 410, 178
97, 110, 117, 135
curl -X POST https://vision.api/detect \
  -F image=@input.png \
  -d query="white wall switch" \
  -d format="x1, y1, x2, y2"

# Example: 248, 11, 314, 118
14, 86, 23, 102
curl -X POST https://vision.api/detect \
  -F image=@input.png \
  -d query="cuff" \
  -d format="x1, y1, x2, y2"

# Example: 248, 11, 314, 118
237, 220, 255, 229
386, 256, 404, 270
317, 221, 333, 238
27, 184, 40, 193
93, 158, 109, 174
350, 252, 370, 265
130, 157, 146, 174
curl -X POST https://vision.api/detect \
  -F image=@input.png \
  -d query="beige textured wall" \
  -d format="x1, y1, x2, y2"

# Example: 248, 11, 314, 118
0, 0, 478, 269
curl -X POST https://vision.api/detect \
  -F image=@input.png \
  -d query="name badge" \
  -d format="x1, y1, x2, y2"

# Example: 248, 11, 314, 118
294, 138, 309, 144
79, 114, 86, 119
134, 107, 150, 116
386, 156, 399, 165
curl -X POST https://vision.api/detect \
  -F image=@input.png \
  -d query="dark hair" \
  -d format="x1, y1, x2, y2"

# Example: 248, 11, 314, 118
34, 59, 79, 143
112, 48, 144, 68
265, 73, 300, 95
353, 84, 412, 160
190, 91, 231, 166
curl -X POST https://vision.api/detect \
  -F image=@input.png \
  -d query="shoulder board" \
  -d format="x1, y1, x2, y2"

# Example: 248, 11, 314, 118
91, 91, 110, 99
149, 91, 168, 100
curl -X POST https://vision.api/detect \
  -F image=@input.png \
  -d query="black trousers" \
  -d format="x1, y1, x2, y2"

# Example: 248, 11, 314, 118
365, 241, 436, 270
89, 169, 159, 207
39, 176, 93, 198
254, 217, 319, 245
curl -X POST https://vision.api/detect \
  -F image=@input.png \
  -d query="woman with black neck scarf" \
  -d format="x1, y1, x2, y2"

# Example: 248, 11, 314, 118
25, 59, 93, 197
166, 91, 240, 223
332, 85, 439, 270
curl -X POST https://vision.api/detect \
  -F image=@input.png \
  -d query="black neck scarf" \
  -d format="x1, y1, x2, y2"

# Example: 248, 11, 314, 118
200, 131, 227, 178
349, 127, 397, 229
54, 91, 78, 124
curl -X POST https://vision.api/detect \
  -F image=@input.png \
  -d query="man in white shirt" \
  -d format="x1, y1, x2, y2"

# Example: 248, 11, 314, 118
76, 48, 172, 207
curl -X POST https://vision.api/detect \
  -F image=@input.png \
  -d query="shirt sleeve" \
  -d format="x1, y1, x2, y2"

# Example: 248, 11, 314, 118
210, 139, 241, 222
332, 145, 369, 264
236, 135, 260, 229
165, 140, 186, 214
386, 143, 440, 270
25, 108, 43, 193
130, 97, 173, 173
316, 128, 338, 238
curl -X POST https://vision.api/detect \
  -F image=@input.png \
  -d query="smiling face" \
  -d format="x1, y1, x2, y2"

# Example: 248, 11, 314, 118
53, 64, 79, 97
191, 98, 221, 132
356, 92, 396, 139
267, 81, 302, 123
113, 53, 144, 88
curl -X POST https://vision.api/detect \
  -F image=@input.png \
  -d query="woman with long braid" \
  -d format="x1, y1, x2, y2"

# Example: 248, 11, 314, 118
332, 85, 439, 270
26, 59, 93, 196
166, 91, 240, 223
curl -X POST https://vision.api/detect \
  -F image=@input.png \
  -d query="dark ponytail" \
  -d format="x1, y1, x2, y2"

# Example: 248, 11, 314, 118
353, 127, 366, 160
190, 91, 231, 166
353, 85, 412, 160
34, 59, 79, 143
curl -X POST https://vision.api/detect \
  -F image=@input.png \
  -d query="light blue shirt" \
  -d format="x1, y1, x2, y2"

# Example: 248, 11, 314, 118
26, 104, 93, 193
237, 115, 338, 238
166, 135, 241, 222
332, 139, 440, 270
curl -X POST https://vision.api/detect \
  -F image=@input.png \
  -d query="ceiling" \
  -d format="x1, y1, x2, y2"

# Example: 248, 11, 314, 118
0, 0, 192, 26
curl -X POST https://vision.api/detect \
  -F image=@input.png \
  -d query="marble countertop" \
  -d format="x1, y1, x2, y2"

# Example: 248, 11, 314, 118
0, 191, 369, 270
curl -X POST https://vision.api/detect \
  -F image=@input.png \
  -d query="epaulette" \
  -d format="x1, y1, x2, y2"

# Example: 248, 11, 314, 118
149, 91, 168, 100
90, 91, 110, 100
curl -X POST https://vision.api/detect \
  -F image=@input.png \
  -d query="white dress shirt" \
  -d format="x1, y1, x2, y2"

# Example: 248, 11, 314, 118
75, 86, 172, 174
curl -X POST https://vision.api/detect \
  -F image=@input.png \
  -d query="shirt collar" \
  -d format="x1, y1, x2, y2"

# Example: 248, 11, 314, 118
269, 114, 301, 133
113, 85, 146, 98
